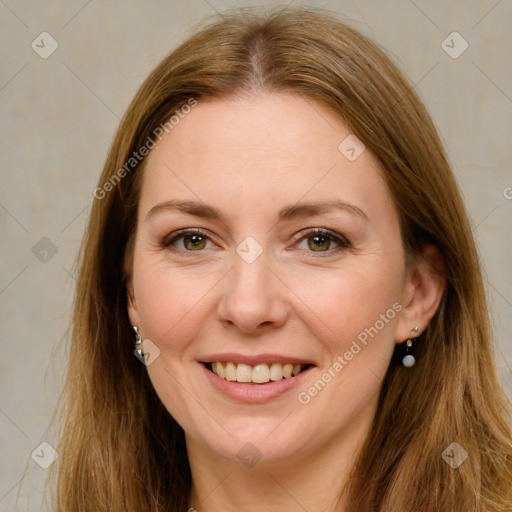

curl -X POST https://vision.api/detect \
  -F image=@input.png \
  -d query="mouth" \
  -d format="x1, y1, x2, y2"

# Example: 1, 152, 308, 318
202, 361, 315, 384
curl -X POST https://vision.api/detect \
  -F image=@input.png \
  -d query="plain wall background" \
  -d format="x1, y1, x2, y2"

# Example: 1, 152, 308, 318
1, 0, 511, 509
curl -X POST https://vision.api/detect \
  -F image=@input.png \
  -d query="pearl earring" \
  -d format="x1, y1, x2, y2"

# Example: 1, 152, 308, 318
133, 325, 144, 359
402, 326, 420, 368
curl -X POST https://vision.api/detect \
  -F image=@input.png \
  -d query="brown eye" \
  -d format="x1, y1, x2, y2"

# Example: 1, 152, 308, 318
182, 234, 207, 251
295, 228, 350, 255
307, 235, 332, 252
161, 229, 213, 252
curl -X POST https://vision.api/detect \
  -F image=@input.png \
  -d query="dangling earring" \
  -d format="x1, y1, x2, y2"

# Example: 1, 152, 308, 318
133, 326, 144, 359
402, 326, 420, 368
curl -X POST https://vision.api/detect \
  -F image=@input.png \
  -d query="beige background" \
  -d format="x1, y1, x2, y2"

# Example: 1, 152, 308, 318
1, 1, 511, 509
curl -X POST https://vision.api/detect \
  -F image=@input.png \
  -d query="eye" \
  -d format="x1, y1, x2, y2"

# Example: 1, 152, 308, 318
161, 228, 214, 252
294, 228, 350, 255
160, 227, 351, 256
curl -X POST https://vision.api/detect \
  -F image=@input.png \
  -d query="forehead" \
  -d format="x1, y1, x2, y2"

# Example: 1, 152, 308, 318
139, 92, 394, 225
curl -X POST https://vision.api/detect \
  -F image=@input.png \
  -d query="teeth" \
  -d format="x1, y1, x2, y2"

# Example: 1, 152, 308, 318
282, 363, 293, 378
210, 362, 306, 384
269, 363, 283, 381
212, 362, 225, 379
225, 362, 237, 381
236, 363, 252, 383
252, 364, 270, 383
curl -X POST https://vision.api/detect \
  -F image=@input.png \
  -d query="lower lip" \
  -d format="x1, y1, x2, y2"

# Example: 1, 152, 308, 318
200, 363, 314, 403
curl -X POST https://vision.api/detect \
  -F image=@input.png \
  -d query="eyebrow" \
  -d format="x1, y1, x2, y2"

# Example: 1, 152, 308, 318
145, 198, 369, 223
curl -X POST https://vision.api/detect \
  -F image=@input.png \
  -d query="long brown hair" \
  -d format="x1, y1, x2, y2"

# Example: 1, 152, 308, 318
47, 6, 512, 511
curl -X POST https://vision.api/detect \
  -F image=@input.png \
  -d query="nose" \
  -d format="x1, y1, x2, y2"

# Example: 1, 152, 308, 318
217, 248, 290, 334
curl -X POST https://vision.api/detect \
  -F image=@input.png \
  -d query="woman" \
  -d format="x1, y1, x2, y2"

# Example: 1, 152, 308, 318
48, 6, 512, 511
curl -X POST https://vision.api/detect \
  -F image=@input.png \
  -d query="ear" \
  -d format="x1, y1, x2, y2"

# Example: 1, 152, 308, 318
394, 244, 446, 343
126, 275, 141, 328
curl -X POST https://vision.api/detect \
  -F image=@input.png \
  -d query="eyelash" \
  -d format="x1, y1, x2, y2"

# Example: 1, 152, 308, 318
160, 227, 351, 257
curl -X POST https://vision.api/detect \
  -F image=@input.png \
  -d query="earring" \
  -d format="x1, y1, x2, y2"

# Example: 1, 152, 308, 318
133, 326, 144, 359
402, 326, 420, 368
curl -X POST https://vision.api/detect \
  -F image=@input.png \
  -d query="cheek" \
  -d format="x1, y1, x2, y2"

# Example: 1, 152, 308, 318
133, 252, 404, 358
132, 258, 219, 353
291, 267, 402, 425
292, 261, 403, 352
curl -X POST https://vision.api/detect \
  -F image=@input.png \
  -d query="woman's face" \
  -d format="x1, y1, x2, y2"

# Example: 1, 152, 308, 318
127, 92, 413, 469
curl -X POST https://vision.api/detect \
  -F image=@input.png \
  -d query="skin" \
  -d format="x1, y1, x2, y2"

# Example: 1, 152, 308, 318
126, 92, 445, 512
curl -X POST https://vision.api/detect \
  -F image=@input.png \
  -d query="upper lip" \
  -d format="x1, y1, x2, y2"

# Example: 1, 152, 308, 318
199, 353, 316, 366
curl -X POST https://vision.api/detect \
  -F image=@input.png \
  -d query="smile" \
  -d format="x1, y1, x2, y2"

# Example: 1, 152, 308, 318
206, 361, 313, 384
